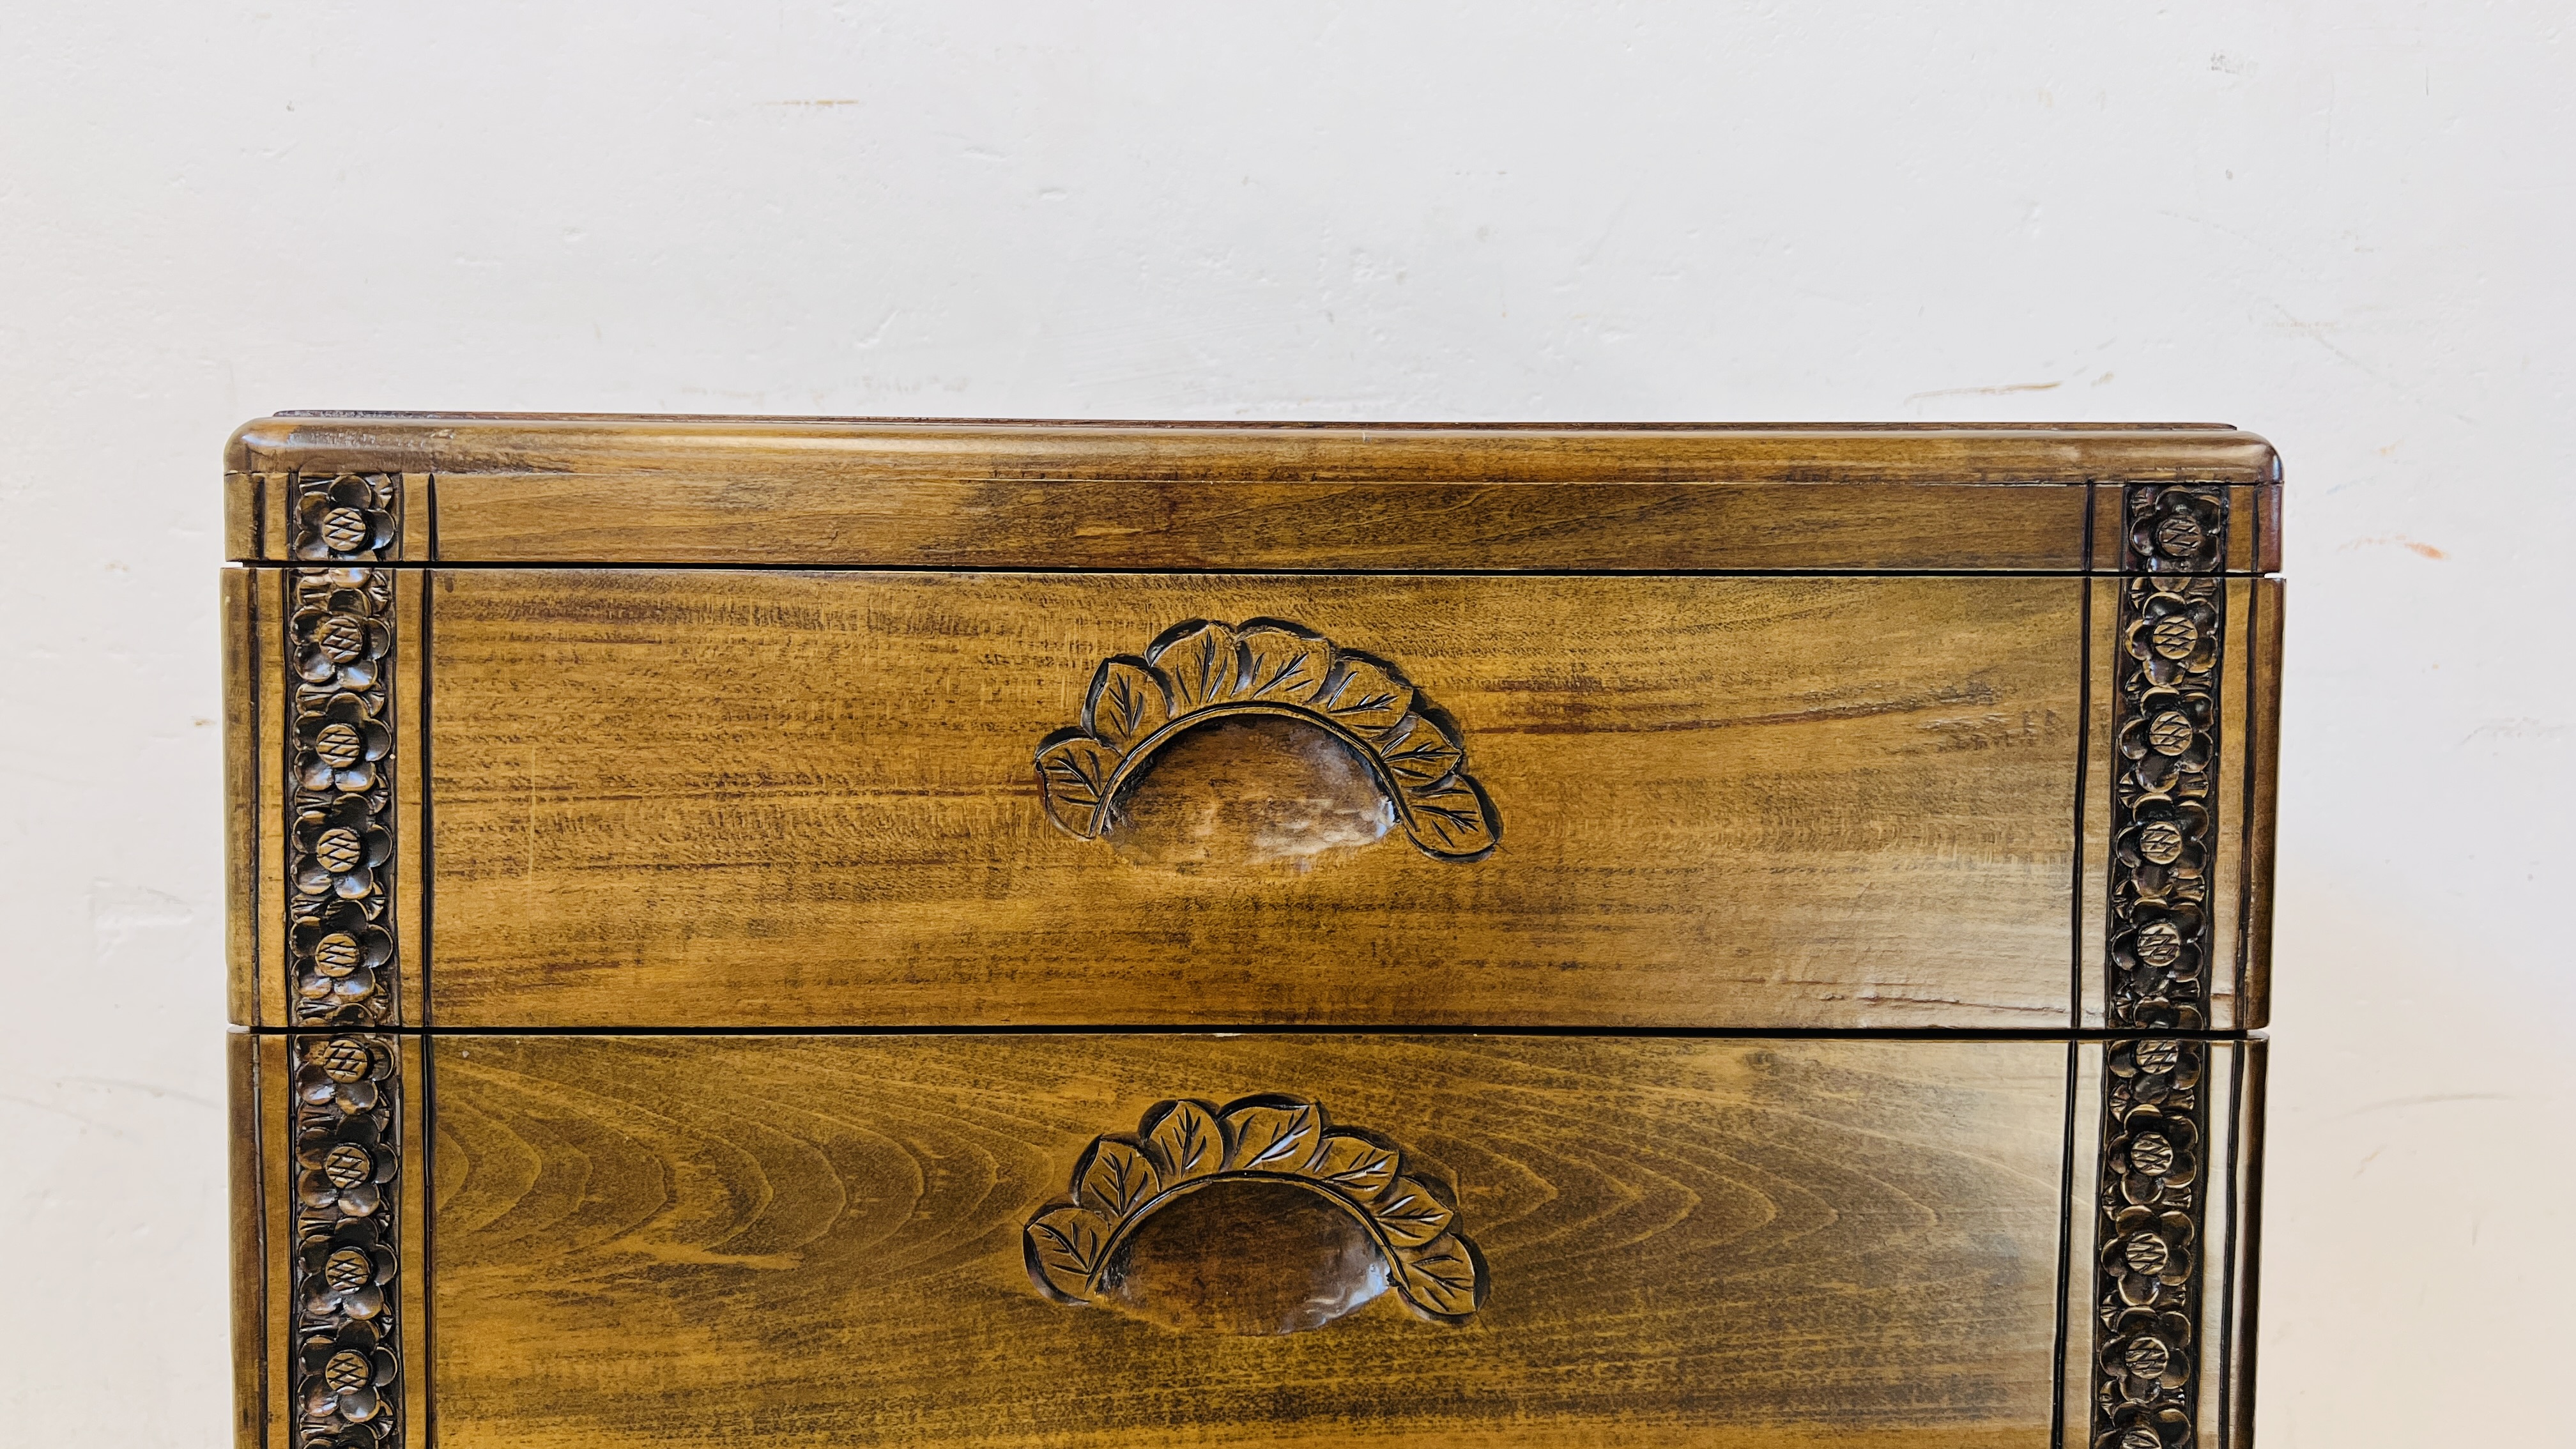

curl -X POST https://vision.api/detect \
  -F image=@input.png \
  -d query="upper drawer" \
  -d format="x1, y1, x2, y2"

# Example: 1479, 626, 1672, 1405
221, 417, 2280, 1032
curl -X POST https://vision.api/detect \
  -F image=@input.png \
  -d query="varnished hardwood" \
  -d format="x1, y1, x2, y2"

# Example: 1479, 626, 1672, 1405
226, 1032, 266, 1449
2241, 580, 2285, 1028
222, 571, 260, 1027
394, 572, 431, 1026
222, 415, 2280, 1448
423, 569, 2104, 1029
250, 567, 293, 1030
2217, 1039, 2268, 1449
224, 416, 2281, 572
431, 1034, 2075, 1448
256, 1032, 295, 1447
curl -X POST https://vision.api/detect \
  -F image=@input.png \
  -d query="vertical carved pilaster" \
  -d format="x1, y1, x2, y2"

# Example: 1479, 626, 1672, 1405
285, 473, 404, 1447
2094, 1039, 2209, 1449
286, 473, 400, 1026
2096, 482, 2227, 1448
289, 1034, 404, 1448
2108, 483, 2228, 1032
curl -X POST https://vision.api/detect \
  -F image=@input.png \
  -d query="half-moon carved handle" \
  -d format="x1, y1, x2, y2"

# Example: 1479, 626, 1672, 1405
1023, 1094, 1489, 1335
1033, 620, 1499, 860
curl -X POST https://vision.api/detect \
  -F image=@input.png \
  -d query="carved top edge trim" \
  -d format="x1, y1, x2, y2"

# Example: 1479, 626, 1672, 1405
1036, 620, 1499, 861
229, 415, 2280, 487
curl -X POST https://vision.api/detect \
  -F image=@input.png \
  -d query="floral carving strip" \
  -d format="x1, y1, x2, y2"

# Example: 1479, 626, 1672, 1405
295, 471, 402, 563
2094, 1039, 2209, 1449
1034, 619, 1499, 860
1024, 1094, 1490, 1323
2094, 487, 2228, 1446
282, 475, 405, 1445
2108, 484, 2228, 1032
288, 472, 400, 1025
290, 1033, 404, 1448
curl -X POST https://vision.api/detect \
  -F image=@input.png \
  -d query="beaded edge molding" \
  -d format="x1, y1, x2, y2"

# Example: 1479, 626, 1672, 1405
285, 473, 405, 1448
2096, 482, 2228, 1449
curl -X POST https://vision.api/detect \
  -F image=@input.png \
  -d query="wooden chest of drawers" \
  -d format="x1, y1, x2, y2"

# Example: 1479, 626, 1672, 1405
224, 416, 2276, 1448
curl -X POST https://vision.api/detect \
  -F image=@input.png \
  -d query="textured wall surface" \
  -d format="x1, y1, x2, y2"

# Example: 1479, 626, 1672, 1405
2, 4, 2568, 1444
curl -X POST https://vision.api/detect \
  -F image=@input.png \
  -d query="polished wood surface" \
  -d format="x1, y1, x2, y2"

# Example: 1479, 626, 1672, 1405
431, 1033, 2074, 1448
226, 1032, 266, 1449
424, 569, 2101, 1028
224, 416, 2279, 1448
222, 571, 261, 1027
2239, 581, 2285, 1029
224, 416, 2280, 571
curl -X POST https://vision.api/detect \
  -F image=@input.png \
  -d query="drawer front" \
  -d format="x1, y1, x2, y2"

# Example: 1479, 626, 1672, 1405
227, 567, 2278, 1031
233, 1032, 2263, 1448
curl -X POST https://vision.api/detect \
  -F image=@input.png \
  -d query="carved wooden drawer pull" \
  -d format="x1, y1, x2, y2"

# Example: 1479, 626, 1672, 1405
1023, 1094, 1489, 1335
1034, 620, 1499, 861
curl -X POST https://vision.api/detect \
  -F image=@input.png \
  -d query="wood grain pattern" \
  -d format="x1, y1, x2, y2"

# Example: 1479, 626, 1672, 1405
217, 418, 2278, 1446
2058, 1042, 2106, 1449
2239, 581, 2284, 1028
2078, 578, 2120, 1032
227, 1032, 266, 1449
223, 416, 2280, 571
426, 569, 2092, 1028
394, 570, 429, 1026
2215, 1039, 2267, 1449
223, 569, 261, 1027
225, 467, 263, 562
253, 569, 292, 1030
257, 1032, 294, 1448
399, 1034, 433, 1444
430, 1034, 2071, 1448
2205, 578, 2257, 1027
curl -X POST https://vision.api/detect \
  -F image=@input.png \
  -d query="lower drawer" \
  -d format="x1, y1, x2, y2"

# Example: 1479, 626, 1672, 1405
234, 1033, 2262, 1448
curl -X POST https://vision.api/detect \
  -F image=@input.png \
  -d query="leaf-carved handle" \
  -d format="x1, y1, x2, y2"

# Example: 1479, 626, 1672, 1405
1032, 619, 1500, 861
1020, 1093, 1490, 1333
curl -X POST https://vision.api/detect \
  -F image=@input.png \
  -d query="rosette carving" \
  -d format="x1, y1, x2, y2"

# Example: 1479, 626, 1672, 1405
289, 1034, 402, 1448
287, 567, 397, 1023
2108, 484, 2228, 1031
1035, 620, 1499, 860
285, 469, 401, 1025
294, 471, 401, 564
280, 475, 406, 1444
1023, 1094, 1489, 1335
2126, 484, 2227, 574
2093, 1039, 2208, 1449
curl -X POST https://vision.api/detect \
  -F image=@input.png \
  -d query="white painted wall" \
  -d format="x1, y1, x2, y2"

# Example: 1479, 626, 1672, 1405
4, 4, 2567, 1443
